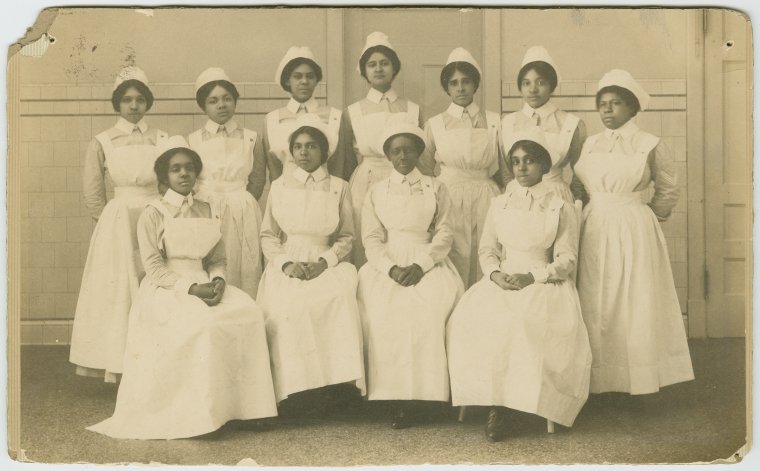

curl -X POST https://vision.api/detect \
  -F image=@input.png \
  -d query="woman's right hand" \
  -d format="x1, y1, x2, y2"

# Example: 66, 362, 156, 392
189, 282, 216, 301
283, 262, 308, 280
490, 271, 519, 291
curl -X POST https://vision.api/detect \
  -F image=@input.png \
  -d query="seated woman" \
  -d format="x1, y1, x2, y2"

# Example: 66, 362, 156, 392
447, 128, 591, 442
88, 137, 277, 440
358, 122, 463, 429
257, 115, 366, 408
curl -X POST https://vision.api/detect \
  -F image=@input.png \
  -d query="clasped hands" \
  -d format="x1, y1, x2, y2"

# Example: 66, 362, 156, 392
188, 277, 226, 306
282, 259, 328, 280
489, 271, 534, 291
389, 264, 424, 287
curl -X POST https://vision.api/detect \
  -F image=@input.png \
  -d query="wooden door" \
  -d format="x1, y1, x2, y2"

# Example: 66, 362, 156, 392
703, 9, 752, 337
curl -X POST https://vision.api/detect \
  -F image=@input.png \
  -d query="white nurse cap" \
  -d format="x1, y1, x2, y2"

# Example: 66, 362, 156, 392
520, 46, 561, 82
194, 67, 233, 95
378, 121, 426, 156
113, 66, 150, 92
597, 69, 650, 111
357, 31, 395, 73
445, 47, 482, 76
275, 46, 320, 85
503, 126, 559, 164
287, 113, 337, 157
156, 135, 191, 158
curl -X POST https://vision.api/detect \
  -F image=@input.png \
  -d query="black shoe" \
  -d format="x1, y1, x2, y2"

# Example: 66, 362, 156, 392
485, 407, 508, 442
391, 408, 412, 430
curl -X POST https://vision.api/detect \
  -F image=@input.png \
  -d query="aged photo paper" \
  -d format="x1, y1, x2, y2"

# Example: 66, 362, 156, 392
5, 3, 753, 467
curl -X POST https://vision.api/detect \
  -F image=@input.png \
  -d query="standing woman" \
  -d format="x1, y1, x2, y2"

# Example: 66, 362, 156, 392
258, 115, 365, 406
189, 67, 265, 299
70, 66, 167, 382
574, 69, 694, 396
263, 46, 343, 182
358, 123, 463, 429
89, 137, 277, 439
418, 47, 505, 288
501, 46, 586, 202
341, 31, 421, 266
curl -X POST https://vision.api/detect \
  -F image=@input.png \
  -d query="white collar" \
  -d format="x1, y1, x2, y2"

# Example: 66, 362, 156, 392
514, 180, 548, 199
446, 102, 480, 120
204, 119, 238, 135
390, 167, 422, 184
521, 101, 557, 120
604, 118, 639, 140
286, 97, 319, 114
367, 87, 399, 104
292, 164, 328, 184
163, 188, 194, 207
115, 117, 148, 135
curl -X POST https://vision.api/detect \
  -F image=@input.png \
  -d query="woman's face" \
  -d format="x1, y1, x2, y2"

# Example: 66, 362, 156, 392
365, 52, 394, 91
287, 63, 318, 103
292, 132, 323, 174
520, 68, 552, 109
510, 147, 544, 188
203, 85, 236, 125
166, 152, 198, 196
447, 69, 476, 108
598, 91, 636, 130
386, 135, 420, 175
119, 86, 148, 124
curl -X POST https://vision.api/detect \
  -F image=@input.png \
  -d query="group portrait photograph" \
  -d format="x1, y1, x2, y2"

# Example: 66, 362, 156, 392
3, 2, 754, 468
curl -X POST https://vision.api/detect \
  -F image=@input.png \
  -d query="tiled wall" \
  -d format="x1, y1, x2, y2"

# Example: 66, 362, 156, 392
502, 79, 689, 313
18, 82, 327, 345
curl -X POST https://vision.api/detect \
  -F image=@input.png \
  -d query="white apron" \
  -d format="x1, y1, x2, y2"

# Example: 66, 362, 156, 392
447, 196, 591, 427
189, 128, 263, 299
70, 130, 166, 381
575, 133, 694, 394
266, 107, 342, 175
502, 112, 579, 202
358, 176, 463, 401
429, 110, 501, 288
348, 101, 420, 266
257, 177, 366, 402
88, 200, 277, 439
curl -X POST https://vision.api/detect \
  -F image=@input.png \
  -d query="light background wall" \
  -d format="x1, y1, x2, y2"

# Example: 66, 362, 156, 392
16, 7, 690, 344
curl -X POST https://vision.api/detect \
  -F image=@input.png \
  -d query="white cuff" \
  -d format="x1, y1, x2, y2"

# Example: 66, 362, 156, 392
208, 267, 226, 282
275, 254, 295, 272
412, 253, 436, 273
377, 256, 395, 277
529, 267, 550, 284
174, 276, 195, 295
319, 249, 339, 268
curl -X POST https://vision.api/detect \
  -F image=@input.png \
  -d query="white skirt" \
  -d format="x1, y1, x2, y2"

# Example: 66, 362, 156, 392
88, 275, 278, 439
358, 241, 463, 401
447, 277, 591, 427
257, 246, 365, 402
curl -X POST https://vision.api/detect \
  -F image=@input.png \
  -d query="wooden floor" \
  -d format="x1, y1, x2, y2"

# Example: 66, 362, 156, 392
15, 339, 748, 466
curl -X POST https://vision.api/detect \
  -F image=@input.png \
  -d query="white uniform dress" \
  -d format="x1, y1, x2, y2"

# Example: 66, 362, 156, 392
88, 190, 277, 439
420, 103, 503, 288
447, 183, 591, 427
70, 118, 167, 381
502, 101, 585, 202
189, 119, 264, 299
358, 168, 463, 401
344, 88, 420, 266
574, 120, 694, 394
257, 166, 365, 402
263, 97, 342, 179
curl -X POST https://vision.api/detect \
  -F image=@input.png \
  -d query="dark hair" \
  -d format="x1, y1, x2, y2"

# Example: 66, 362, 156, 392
517, 61, 558, 93
289, 126, 330, 164
111, 79, 154, 112
195, 80, 240, 110
440, 61, 481, 93
154, 147, 204, 185
382, 133, 425, 157
595, 85, 641, 116
359, 45, 401, 82
508, 140, 552, 175
280, 58, 323, 92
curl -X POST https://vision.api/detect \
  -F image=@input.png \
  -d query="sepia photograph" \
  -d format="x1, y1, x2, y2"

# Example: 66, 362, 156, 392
4, 1, 754, 467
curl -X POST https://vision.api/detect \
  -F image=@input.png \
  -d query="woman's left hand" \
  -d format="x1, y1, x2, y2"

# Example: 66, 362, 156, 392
506, 273, 534, 290
205, 278, 226, 306
304, 259, 328, 280
398, 264, 424, 287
